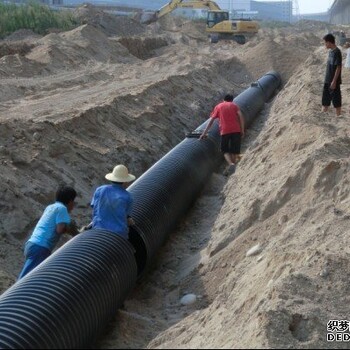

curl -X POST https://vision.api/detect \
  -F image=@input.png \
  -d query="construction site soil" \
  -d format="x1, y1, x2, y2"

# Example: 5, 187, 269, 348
0, 4, 349, 348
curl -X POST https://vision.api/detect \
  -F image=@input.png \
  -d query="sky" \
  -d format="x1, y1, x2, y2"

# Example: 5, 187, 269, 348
256, 0, 334, 14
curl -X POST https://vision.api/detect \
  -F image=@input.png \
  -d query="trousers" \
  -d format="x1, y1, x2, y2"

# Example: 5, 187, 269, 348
18, 242, 51, 280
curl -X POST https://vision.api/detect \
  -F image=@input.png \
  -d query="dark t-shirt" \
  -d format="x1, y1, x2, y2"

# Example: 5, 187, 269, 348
325, 47, 342, 85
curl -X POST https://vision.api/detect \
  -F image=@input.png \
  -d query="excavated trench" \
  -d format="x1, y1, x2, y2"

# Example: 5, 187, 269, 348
95, 79, 280, 350
0, 55, 253, 241
0, 17, 334, 348
0, 71, 281, 348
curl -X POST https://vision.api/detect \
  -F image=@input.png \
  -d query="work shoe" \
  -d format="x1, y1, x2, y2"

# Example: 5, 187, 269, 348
228, 164, 236, 175
223, 164, 236, 176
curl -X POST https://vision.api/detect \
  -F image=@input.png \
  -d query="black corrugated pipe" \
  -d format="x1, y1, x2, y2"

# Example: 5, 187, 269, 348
0, 71, 281, 349
234, 71, 281, 127
129, 71, 281, 274
0, 230, 137, 349
254, 71, 282, 104
128, 123, 222, 274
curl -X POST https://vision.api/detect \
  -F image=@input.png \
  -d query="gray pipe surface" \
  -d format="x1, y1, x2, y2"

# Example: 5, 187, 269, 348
0, 71, 281, 349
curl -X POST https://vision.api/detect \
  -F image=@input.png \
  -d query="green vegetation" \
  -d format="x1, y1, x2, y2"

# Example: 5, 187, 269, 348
0, 2, 78, 38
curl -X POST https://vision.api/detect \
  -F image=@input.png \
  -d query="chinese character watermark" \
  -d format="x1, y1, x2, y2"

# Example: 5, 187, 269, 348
327, 320, 350, 342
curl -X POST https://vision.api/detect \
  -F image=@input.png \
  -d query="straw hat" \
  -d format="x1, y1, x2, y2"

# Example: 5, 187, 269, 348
105, 165, 136, 183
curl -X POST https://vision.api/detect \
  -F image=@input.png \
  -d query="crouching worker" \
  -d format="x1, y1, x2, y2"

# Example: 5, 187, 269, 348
90, 164, 136, 239
18, 186, 78, 280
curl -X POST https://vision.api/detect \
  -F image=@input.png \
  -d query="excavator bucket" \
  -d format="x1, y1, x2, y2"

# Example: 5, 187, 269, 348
140, 11, 158, 24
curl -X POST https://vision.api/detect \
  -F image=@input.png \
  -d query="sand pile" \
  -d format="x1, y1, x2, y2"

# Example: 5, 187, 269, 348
296, 19, 331, 32
146, 49, 350, 348
0, 41, 34, 59
3, 29, 42, 42
26, 24, 138, 70
73, 3, 146, 37
97, 21, 350, 350
240, 29, 322, 82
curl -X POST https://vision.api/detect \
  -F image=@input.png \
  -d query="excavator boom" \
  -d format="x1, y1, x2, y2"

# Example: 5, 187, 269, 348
157, 0, 221, 18
141, 0, 222, 23
140, 0, 259, 45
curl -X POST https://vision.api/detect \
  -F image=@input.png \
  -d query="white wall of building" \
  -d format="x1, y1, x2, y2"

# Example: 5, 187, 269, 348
216, 1, 251, 11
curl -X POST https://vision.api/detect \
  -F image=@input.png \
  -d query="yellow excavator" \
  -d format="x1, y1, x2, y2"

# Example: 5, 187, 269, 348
141, 0, 259, 44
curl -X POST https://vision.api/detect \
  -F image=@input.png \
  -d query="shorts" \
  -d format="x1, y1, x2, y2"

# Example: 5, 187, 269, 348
322, 84, 342, 108
221, 133, 241, 154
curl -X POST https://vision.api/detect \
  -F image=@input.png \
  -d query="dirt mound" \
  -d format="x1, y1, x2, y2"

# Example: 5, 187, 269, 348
118, 36, 169, 60
179, 20, 207, 41
144, 43, 350, 350
149, 16, 207, 42
0, 270, 14, 295
4, 29, 42, 42
0, 23, 145, 78
73, 3, 146, 37
296, 19, 331, 32
0, 54, 45, 79
240, 31, 321, 82
0, 41, 34, 59
26, 24, 138, 71
156, 15, 190, 32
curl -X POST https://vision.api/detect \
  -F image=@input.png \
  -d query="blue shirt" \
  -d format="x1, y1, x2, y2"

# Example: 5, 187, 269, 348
28, 202, 71, 251
91, 184, 133, 239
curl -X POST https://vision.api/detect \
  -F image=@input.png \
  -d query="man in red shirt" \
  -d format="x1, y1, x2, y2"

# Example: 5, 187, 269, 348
200, 94, 244, 175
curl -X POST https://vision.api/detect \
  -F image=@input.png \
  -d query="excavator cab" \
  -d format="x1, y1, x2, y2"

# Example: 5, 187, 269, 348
206, 10, 258, 44
207, 10, 229, 28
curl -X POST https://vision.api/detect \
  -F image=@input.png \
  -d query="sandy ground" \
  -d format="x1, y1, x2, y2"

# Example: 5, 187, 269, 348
0, 5, 349, 348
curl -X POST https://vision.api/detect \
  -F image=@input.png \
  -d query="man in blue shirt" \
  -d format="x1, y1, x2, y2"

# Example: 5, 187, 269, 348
90, 164, 136, 239
18, 186, 77, 280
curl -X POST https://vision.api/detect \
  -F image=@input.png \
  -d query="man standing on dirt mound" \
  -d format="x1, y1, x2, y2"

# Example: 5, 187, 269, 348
200, 94, 245, 176
322, 33, 342, 116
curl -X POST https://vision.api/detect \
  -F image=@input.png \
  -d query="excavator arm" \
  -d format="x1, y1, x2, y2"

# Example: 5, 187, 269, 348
140, 0, 259, 45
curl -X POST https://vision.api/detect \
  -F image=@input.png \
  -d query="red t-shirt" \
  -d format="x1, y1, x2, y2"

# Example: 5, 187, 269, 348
210, 101, 241, 135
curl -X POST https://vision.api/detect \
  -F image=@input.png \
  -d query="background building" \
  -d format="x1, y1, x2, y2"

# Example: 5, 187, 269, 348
250, 1, 293, 23
217, 1, 251, 12
21, 0, 338, 25
41, 0, 64, 5
329, 0, 350, 25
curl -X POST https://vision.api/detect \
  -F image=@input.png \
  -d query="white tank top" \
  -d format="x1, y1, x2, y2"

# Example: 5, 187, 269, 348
345, 48, 350, 68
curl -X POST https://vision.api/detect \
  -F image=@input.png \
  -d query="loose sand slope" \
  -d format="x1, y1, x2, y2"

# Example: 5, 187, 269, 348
0, 7, 349, 349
